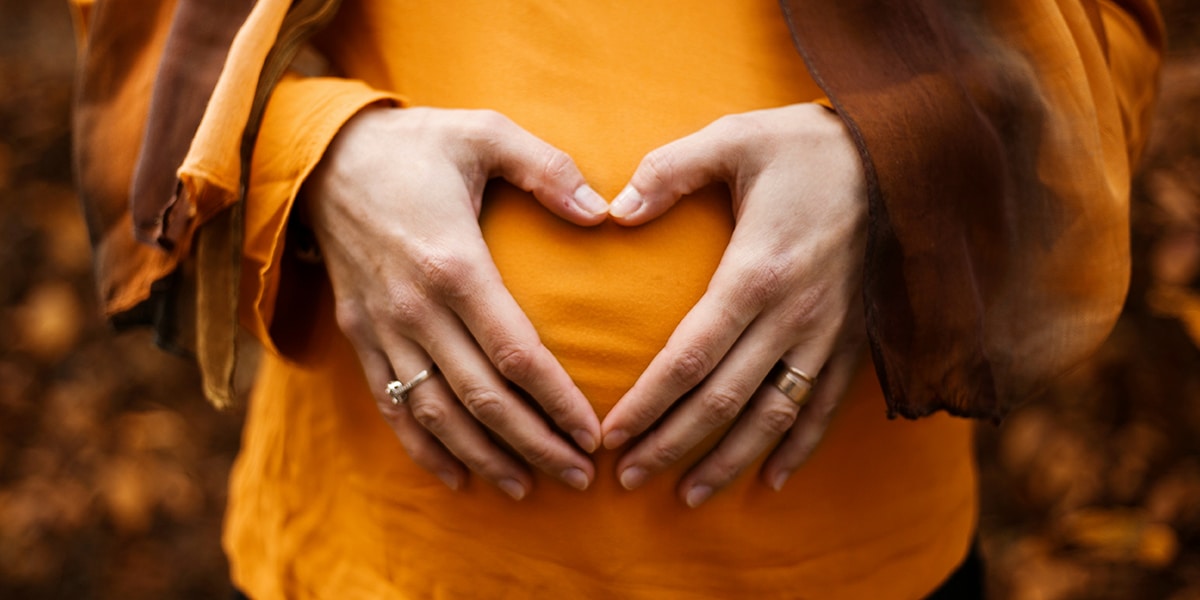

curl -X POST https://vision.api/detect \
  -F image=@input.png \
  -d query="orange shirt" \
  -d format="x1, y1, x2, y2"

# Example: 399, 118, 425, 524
226, 2, 978, 599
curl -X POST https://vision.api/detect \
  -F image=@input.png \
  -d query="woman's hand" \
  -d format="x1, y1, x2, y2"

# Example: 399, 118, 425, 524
305, 106, 609, 499
600, 103, 869, 507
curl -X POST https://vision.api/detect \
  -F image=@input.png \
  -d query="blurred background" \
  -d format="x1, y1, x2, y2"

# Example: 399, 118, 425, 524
1, 1, 1198, 598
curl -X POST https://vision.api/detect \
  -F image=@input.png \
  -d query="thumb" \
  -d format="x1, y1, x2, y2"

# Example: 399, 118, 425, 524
609, 121, 739, 226
479, 113, 608, 226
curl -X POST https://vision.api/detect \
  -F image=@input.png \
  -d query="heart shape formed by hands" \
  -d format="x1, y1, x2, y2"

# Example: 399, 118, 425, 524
310, 102, 867, 507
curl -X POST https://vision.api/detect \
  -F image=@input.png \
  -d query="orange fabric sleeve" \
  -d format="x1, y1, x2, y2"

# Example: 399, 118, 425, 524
240, 75, 401, 356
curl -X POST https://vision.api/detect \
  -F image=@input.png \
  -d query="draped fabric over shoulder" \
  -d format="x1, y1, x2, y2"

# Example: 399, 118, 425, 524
72, 0, 339, 406
784, 0, 1163, 419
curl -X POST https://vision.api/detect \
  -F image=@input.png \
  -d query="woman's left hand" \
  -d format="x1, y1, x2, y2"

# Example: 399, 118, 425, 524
600, 103, 869, 507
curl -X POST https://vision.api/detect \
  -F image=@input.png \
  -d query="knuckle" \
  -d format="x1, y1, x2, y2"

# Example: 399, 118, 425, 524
410, 399, 450, 433
700, 388, 745, 427
468, 109, 512, 138
459, 385, 508, 424
641, 148, 677, 189
464, 457, 511, 483
666, 346, 715, 390
624, 401, 667, 431
714, 113, 769, 148
736, 257, 788, 312
777, 286, 824, 332
383, 284, 429, 329
374, 394, 407, 421
706, 456, 744, 485
539, 149, 574, 183
517, 440, 558, 468
334, 301, 369, 340
414, 248, 472, 296
492, 341, 538, 384
752, 259, 788, 299
760, 405, 800, 436
710, 114, 744, 139
649, 439, 685, 467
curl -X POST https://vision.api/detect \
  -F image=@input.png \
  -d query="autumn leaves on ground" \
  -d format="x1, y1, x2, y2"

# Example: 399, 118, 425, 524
2, 1, 1199, 598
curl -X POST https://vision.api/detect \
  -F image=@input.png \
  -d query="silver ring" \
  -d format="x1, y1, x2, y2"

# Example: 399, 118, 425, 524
386, 365, 437, 405
769, 361, 817, 406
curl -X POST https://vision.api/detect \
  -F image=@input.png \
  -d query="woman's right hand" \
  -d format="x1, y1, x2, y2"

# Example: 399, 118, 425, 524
304, 106, 608, 499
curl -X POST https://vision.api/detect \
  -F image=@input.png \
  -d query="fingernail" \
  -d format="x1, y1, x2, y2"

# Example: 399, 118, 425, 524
562, 467, 590, 491
572, 429, 598, 453
771, 471, 792, 492
573, 184, 610, 216
498, 478, 526, 500
437, 470, 460, 491
686, 485, 714, 508
608, 186, 642, 219
619, 466, 647, 490
604, 429, 630, 449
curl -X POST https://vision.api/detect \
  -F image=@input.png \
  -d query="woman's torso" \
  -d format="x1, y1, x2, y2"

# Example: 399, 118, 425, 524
226, 2, 978, 598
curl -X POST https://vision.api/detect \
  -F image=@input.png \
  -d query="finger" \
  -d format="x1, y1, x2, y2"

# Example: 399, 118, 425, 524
601, 254, 768, 449
608, 116, 743, 225
471, 111, 608, 225
675, 339, 834, 507
402, 309, 596, 491
613, 317, 783, 490
760, 345, 863, 492
355, 346, 467, 492
403, 368, 537, 500
430, 249, 602, 454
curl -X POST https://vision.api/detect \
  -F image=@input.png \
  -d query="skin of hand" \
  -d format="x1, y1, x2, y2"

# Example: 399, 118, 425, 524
304, 106, 610, 500
600, 102, 869, 507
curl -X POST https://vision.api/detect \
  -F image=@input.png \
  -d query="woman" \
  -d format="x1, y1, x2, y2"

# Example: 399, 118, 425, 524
72, 0, 1163, 597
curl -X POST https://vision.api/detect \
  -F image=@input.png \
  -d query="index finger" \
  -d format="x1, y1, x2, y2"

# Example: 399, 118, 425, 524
600, 260, 764, 448
437, 249, 602, 453
468, 111, 609, 226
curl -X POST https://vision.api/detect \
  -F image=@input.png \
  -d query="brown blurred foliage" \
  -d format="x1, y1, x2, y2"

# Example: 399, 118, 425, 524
0, 1, 240, 598
0, 1, 1198, 599
976, 5, 1200, 599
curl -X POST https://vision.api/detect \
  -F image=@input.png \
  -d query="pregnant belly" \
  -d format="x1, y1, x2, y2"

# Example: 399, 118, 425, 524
480, 181, 734, 416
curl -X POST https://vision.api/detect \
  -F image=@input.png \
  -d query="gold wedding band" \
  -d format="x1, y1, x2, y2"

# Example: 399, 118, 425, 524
770, 361, 816, 406
386, 365, 438, 405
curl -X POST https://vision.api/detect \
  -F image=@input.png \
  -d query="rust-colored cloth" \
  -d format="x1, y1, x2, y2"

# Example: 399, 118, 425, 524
70, 0, 1161, 597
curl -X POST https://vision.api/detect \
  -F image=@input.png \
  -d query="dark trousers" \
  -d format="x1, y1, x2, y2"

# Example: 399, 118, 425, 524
926, 544, 985, 599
